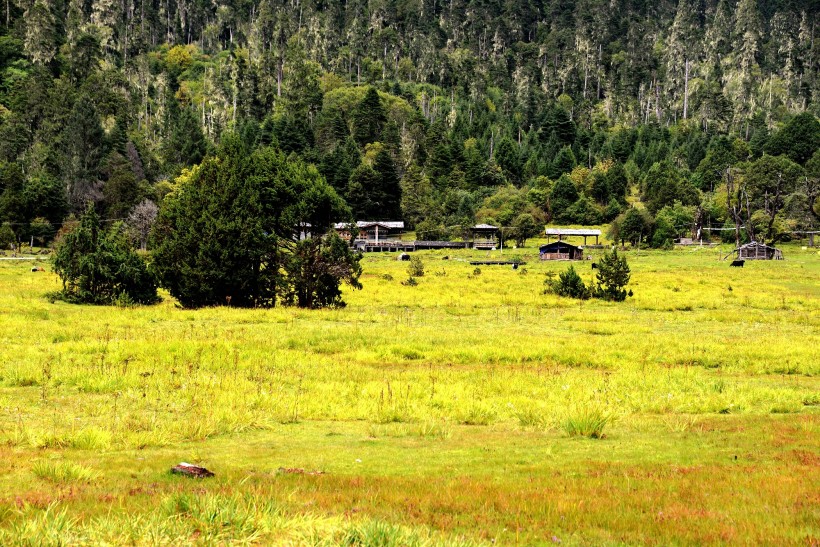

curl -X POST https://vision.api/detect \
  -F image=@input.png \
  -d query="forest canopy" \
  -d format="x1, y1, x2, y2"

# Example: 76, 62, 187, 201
0, 0, 817, 251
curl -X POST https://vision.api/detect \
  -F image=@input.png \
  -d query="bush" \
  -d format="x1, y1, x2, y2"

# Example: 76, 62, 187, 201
407, 255, 424, 277
283, 232, 362, 309
545, 265, 590, 299
51, 205, 159, 305
0, 222, 15, 249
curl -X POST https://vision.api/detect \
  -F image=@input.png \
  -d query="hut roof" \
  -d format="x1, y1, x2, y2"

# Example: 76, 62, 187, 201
737, 241, 777, 251
472, 224, 498, 230
334, 221, 405, 230
544, 228, 601, 236
540, 241, 582, 252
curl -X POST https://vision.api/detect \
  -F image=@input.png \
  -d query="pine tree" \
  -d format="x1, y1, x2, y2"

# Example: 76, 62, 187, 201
352, 87, 387, 146
23, 0, 57, 65
372, 149, 402, 219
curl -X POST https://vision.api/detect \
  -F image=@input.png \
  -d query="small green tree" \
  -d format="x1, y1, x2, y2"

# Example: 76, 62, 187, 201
407, 255, 425, 277
511, 213, 540, 247
619, 207, 654, 246
594, 249, 631, 301
29, 217, 53, 246
0, 222, 16, 249
52, 205, 159, 305
284, 232, 363, 309
545, 266, 590, 299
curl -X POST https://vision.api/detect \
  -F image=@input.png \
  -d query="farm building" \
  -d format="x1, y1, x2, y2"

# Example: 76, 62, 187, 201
732, 241, 784, 260
539, 241, 584, 260
334, 221, 404, 243
472, 224, 500, 250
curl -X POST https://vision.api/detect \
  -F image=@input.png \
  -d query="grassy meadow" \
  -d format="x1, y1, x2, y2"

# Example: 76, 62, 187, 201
0, 243, 818, 545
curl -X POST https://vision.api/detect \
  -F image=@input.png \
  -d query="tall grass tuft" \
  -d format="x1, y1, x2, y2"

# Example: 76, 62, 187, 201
32, 461, 97, 483
562, 409, 611, 439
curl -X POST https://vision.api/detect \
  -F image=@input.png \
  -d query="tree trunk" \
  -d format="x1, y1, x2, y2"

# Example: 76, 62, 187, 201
683, 59, 690, 120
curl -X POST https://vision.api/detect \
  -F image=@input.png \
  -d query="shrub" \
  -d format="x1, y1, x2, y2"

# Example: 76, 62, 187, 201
407, 255, 424, 277
545, 265, 590, 299
0, 221, 15, 249
283, 232, 362, 309
51, 205, 159, 305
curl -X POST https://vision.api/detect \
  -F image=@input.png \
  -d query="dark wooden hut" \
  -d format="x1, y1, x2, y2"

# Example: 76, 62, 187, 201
539, 241, 583, 260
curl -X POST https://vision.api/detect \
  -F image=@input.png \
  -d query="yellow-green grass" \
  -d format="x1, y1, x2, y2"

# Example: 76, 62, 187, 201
0, 243, 818, 544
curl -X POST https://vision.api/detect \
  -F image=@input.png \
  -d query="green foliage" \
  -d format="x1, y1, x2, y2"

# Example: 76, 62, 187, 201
151, 136, 352, 309
549, 175, 579, 223
594, 249, 631, 301
352, 88, 387, 146
28, 217, 53, 245
651, 202, 695, 248
617, 208, 654, 246
563, 409, 611, 439
744, 154, 804, 242
0, 222, 15, 249
283, 232, 362, 309
765, 113, 820, 165
545, 266, 590, 300
510, 213, 540, 247
407, 256, 425, 278
51, 205, 159, 305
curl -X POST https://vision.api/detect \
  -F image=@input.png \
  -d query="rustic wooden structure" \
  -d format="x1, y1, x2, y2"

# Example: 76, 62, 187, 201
539, 241, 584, 260
544, 228, 601, 245
471, 224, 500, 250
728, 241, 783, 260
335, 221, 405, 243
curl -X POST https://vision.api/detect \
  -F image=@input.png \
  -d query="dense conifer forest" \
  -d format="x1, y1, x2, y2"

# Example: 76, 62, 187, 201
0, 0, 818, 249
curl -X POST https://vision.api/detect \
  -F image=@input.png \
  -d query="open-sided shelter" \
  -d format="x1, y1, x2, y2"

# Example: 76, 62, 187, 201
472, 224, 500, 250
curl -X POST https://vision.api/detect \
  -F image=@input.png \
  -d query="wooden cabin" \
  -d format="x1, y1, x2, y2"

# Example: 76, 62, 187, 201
539, 241, 583, 260
734, 241, 783, 260
334, 221, 405, 243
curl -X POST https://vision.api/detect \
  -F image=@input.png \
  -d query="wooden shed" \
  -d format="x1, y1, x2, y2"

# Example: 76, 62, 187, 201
539, 241, 583, 260
734, 241, 783, 260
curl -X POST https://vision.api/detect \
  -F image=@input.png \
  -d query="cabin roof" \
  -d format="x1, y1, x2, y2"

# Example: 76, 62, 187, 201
736, 241, 778, 250
472, 223, 499, 230
544, 228, 601, 236
334, 221, 405, 230
540, 241, 582, 251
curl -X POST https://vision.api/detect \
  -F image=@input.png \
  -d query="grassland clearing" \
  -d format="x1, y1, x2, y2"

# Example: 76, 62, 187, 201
0, 244, 818, 544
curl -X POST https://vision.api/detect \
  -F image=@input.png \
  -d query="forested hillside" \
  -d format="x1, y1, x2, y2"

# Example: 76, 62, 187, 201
0, 0, 818, 248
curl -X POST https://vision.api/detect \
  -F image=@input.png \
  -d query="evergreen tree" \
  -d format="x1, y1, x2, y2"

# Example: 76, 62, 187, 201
550, 146, 577, 178
549, 174, 579, 223
594, 249, 631, 301
765, 113, 820, 165
352, 87, 387, 146
372, 149, 402, 219
52, 205, 159, 305
151, 136, 351, 308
